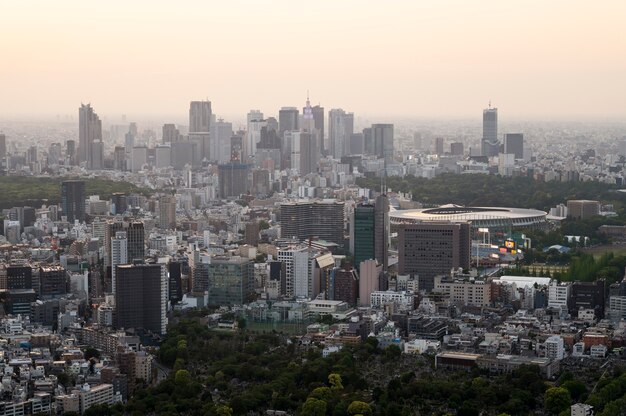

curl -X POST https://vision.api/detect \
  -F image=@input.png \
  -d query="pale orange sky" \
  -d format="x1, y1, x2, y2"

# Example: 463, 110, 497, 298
1, 0, 625, 121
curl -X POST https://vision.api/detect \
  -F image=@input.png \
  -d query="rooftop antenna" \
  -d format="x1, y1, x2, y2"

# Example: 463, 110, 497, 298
488, 100, 492, 109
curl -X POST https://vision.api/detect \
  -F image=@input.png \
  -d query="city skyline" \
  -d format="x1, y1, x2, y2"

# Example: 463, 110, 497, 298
1, 1, 625, 121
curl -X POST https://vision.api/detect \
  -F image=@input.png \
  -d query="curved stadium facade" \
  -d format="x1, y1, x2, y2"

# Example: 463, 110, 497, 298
390, 205, 547, 233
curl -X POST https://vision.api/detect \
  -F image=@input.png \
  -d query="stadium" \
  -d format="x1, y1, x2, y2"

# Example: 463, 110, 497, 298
390, 204, 548, 234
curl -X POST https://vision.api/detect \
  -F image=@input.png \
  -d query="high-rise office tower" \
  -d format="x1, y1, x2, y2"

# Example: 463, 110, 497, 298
110, 231, 128, 295
311, 105, 325, 153
434, 137, 444, 155
91, 141, 104, 170
105, 220, 145, 269
66, 140, 76, 165
189, 101, 212, 160
6, 264, 33, 290
48, 143, 62, 167
0, 133, 6, 160
299, 132, 319, 175
450, 142, 464, 156
398, 221, 471, 293
168, 262, 183, 305
230, 135, 244, 162
218, 163, 250, 198
61, 180, 85, 223
113, 146, 125, 171
211, 119, 234, 164
328, 109, 354, 159
39, 265, 68, 297
277, 247, 310, 298
189, 101, 212, 133
481, 105, 499, 157
78, 104, 102, 168
349, 133, 364, 155
503, 133, 524, 159
158, 195, 177, 230
301, 95, 323, 160
363, 127, 374, 155
279, 107, 299, 136
246, 111, 265, 161
372, 124, 394, 165
115, 262, 167, 335
110, 193, 127, 215
352, 204, 375, 269
162, 124, 180, 144
374, 195, 389, 271
206, 256, 255, 306
280, 201, 345, 246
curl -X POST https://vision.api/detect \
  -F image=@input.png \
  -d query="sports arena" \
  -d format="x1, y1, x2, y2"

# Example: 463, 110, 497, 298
390, 204, 548, 233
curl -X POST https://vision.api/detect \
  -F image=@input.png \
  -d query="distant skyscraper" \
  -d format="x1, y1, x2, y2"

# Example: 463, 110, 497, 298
372, 124, 394, 165
61, 180, 85, 223
279, 107, 299, 136
158, 195, 177, 230
311, 105, 325, 153
189, 100, 212, 133
218, 163, 250, 198
162, 124, 180, 144
434, 137, 444, 155
504, 133, 524, 159
363, 127, 374, 155
481, 105, 499, 157
374, 195, 390, 271
352, 204, 375, 269
0, 133, 6, 160
211, 119, 234, 164
78, 104, 102, 168
300, 132, 319, 174
246, 111, 265, 161
329, 109, 354, 159
115, 262, 167, 335
450, 142, 464, 156
66, 140, 76, 165
189, 101, 212, 160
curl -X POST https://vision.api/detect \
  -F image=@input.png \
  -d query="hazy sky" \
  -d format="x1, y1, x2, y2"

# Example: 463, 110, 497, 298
1, 0, 625, 122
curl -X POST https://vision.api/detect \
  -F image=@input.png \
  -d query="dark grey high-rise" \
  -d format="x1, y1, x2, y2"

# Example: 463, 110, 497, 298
189, 101, 212, 133
78, 104, 102, 168
504, 133, 524, 159
115, 262, 167, 335
481, 106, 499, 157
61, 180, 85, 223
372, 124, 394, 165
398, 221, 471, 292
279, 107, 299, 135
0, 133, 6, 160
280, 201, 344, 246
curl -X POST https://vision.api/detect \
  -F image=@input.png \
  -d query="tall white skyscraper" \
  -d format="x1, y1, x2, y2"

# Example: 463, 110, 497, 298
328, 109, 354, 159
246, 110, 265, 161
211, 119, 234, 163
189, 101, 212, 160
110, 231, 128, 295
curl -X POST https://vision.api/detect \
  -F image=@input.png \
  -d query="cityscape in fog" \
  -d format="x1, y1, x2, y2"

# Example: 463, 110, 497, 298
1, 1, 626, 416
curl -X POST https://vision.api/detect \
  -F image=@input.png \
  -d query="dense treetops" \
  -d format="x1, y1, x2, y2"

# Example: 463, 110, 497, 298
0, 176, 152, 210
82, 318, 626, 416
356, 174, 623, 212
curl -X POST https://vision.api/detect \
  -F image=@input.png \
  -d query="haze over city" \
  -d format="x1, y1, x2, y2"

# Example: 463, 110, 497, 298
2, 0, 626, 121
